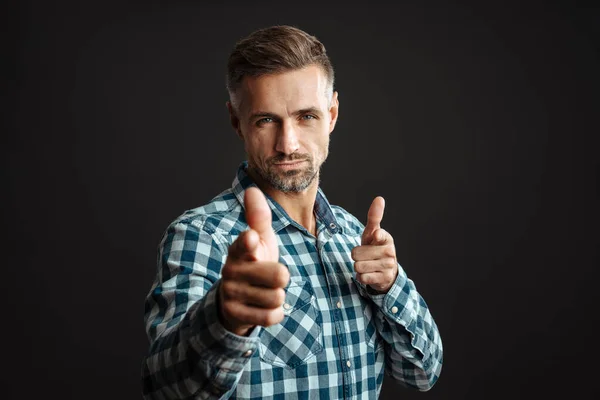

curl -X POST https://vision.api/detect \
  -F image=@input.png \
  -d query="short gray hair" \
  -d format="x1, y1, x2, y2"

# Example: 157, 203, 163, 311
226, 25, 335, 108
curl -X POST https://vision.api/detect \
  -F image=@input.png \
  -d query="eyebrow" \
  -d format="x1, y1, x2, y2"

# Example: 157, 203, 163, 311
249, 107, 323, 121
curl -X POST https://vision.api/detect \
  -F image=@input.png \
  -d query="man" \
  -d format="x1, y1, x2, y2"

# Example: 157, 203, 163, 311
142, 25, 443, 399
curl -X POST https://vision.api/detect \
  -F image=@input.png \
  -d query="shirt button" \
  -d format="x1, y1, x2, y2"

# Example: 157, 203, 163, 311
391, 306, 399, 314
243, 349, 253, 357
329, 223, 337, 230
336, 301, 342, 309
283, 303, 292, 310
346, 360, 351, 368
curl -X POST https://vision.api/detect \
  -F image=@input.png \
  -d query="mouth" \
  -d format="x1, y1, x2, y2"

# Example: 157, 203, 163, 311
272, 160, 307, 169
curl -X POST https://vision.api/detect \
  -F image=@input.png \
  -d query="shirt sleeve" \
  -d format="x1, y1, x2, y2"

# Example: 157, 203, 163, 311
141, 221, 260, 399
355, 264, 443, 391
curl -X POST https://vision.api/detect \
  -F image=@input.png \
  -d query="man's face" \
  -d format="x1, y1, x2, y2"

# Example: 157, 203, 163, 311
229, 65, 339, 193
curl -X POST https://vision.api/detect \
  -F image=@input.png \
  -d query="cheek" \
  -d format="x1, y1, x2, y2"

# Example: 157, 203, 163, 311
313, 132, 330, 157
303, 124, 328, 148
245, 133, 274, 162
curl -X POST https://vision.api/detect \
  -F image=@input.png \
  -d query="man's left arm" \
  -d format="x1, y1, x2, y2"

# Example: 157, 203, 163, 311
351, 197, 443, 391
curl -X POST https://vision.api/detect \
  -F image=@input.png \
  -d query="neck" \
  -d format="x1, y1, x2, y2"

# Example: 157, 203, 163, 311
248, 169, 319, 236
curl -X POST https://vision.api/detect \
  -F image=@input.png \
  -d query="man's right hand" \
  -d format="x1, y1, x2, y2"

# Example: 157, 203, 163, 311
218, 187, 290, 336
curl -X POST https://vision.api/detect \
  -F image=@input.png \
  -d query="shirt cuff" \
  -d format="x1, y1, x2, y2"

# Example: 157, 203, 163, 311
377, 269, 414, 325
373, 268, 430, 361
189, 280, 260, 374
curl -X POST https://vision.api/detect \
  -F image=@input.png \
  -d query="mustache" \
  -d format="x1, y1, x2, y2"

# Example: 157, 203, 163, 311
267, 153, 311, 165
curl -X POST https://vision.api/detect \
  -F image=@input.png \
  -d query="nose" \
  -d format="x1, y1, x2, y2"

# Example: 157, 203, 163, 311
275, 119, 300, 155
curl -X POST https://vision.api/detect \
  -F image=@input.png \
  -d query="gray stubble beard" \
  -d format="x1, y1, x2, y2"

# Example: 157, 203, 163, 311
254, 157, 320, 193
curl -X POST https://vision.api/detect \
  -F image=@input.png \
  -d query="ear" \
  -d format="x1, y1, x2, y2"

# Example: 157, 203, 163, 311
226, 101, 243, 139
328, 91, 339, 134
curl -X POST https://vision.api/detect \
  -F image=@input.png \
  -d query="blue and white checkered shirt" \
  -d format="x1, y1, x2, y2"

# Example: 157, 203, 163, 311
142, 162, 443, 399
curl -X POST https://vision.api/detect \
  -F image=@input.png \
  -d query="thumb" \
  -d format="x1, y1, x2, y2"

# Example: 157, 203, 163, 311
362, 196, 385, 244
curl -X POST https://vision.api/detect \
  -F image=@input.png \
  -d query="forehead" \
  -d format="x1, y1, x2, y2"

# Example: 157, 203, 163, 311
238, 65, 329, 115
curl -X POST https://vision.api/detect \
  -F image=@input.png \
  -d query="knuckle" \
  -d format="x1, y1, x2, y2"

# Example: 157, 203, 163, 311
262, 290, 280, 308
274, 265, 290, 287
221, 263, 236, 280
263, 309, 284, 326
274, 288, 286, 306
259, 314, 269, 326
262, 313, 274, 326
354, 261, 364, 273
221, 300, 238, 318
385, 270, 395, 282
360, 273, 370, 284
221, 280, 235, 297
384, 245, 396, 258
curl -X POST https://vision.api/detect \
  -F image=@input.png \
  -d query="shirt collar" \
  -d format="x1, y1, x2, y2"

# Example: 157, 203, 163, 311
232, 161, 341, 235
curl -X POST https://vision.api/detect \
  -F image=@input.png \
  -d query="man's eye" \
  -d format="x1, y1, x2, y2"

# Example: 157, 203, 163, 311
257, 117, 274, 125
302, 115, 316, 121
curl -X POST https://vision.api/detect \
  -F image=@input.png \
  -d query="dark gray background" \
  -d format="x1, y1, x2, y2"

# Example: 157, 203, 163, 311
5, 0, 599, 399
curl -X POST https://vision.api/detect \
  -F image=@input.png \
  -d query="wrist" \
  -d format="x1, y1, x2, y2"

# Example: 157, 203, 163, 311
366, 285, 388, 295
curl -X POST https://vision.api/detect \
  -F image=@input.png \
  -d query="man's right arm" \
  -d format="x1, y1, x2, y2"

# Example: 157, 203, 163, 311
142, 221, 258, 400
142, 188, 287, 399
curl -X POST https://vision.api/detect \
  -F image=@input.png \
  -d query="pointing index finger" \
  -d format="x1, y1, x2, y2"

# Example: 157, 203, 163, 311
244, 187, 273, 239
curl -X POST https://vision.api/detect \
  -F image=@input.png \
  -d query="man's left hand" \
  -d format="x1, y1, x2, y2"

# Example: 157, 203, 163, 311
351, 196, 398, 294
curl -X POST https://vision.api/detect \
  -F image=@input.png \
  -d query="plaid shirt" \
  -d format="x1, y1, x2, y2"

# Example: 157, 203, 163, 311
142, 162, 443, 399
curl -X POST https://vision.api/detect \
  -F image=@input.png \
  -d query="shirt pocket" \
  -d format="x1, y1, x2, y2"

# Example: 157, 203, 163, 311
258, 280, 324, 369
